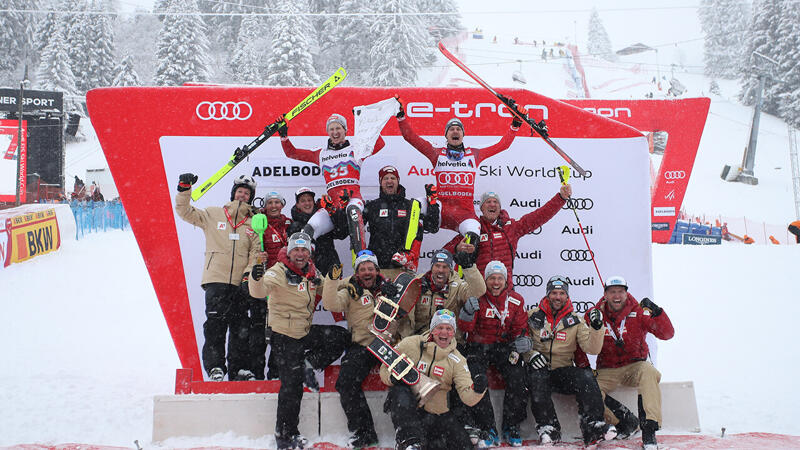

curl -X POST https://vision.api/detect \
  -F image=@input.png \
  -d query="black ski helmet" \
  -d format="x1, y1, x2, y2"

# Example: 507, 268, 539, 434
231, 175, 257, 204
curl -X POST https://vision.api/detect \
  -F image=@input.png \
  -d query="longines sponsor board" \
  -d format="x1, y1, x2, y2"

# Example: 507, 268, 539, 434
90, 86, 657, 384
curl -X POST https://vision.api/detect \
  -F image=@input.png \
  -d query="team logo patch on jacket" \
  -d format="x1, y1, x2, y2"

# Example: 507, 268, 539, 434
486, 309, 496, 318
448, 353, 461, 363
360, 295, 371, 306
298, 283, 306, 292
379, 209, 388, 217
434, 297, 444, 306
217, 221, 226, 230
421, 295, 431, 305
628, 312, 637, 318
433, 366, 445, 377
272, 234, 281, 242
509, 297, 520, 306
418, 361, 429, 371
493, 232, 503, 239
398, 210, 407, 217
480, 234, 489, 242
556, 331, 567, 341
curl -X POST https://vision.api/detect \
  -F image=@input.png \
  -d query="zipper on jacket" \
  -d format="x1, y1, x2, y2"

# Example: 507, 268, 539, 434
426, 345, 437, 377
228, 203, 240, 285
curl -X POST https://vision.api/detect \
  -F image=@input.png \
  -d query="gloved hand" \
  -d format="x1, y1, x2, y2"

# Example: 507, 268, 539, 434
251, 262, 265, 281
472, 373, 488, 393
459, 296, 480, 322
177, 173, 197, 192
328, 263, 342, 280
339, 188, 353, 204
276, 115, 288, 138
380, 279, 398, 298
348, 277, 364, 298
640, 298, 663, 317
528, 309, 545, 330
391, 250, 414, 268
527, 351, 548, 370
317, 195, 338, 216
453, 250, 474, 269
588, 307, 603, 330
513, 335, 533, 354
425, 183, 438, 206
395, 95, 405, 119
511, 106, 528, 128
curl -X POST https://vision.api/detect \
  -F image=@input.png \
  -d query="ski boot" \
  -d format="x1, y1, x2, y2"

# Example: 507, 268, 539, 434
502, 425, 523, 447
583, 421, 617, 446
208, 367, 224, 381
302, 360, 319, 392
477, 428, 500, 448
537, 425, 561, 445
276, 433, 308, 449
642, 419, 659, 450
349, 428, 378, 449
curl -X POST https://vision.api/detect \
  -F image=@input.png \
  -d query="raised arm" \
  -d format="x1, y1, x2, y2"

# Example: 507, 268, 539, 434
280, 137, 321, 166
174, 189, 210, 228
474, 122, 520, 164
397, 117, 439, 166
507, 192, 566, 243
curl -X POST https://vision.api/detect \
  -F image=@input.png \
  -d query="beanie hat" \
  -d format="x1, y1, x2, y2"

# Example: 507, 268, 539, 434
480, 191, 501, 207
546, 276, 569, 296
295, 187, 315, 202
326, 113, 347, 132
430, 249, 454, 269
604, 275, 628, 291
429, 308, 457, 331
378, 165, 400, 183
265, 191, 285, 206
484, 260, 508, 280
444, 118, 464, 136
353, 249, 379, 270
287, 232, 312, 253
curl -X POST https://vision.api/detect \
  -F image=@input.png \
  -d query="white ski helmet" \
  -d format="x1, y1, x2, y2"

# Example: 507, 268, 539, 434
231, 175, 257, 204
604, 275, 628, 291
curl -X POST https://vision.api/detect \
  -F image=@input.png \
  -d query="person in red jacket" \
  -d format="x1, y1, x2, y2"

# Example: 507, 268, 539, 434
395, 99, 524, 262
458, 260, 530, 448
445, 187, 570, 287
585, 276, 675, 450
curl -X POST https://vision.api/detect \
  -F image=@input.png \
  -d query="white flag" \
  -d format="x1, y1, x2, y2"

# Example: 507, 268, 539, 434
350, 97, 400, 160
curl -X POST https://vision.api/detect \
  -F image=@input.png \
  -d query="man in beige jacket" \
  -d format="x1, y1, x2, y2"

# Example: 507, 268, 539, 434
175, 173, 259, 382
525, 276, 616, 446
381, 309, 486, 450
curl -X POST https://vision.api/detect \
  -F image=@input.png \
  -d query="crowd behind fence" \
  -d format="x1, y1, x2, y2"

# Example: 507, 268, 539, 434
673, 211, 798, 245
37, 199, 129, 239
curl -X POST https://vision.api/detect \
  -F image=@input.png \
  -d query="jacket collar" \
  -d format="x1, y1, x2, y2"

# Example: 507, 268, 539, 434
599, 293, 637, 325
423, 333, 456, 360
539, 295, 575, 328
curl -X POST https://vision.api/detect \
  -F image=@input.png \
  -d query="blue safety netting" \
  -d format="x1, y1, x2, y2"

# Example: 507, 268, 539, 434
68, 200, 129, 240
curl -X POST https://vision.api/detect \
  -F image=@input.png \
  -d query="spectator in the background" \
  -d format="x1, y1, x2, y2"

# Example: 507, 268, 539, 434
789, 220, 800, 243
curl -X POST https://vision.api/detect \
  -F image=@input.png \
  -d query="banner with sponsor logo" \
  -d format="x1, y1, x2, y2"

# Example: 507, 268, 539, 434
564, 99, 710, 243
89, 86, 663, 386
6, 208, 61, 264
0, 119, 27, 202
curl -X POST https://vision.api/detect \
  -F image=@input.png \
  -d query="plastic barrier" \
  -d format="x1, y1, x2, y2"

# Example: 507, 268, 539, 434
68, 200, 128, 240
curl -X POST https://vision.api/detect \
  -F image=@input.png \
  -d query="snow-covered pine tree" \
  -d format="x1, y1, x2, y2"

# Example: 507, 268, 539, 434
37, 21, 78, 96
368, 0, 433, 86
210, 0, 247, 50
587, 8, 617, 62
776, 1, 800, 126
308, 0, 339, 75
111, 53, 142, 86
0, 0, 38, 81
698, 0, 749, 79
228, 14, 271, 84
154, 0, 211, 86
64, 0, 94, 93
86, 0, 116, 90
266, 0, 318, 86
418, 0, 462, 42
739, 0, 783, 112
35, 0, 59, 56
336, 0, 376, 85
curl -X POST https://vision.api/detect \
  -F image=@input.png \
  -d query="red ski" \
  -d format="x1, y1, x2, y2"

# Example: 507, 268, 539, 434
438, 41, 588, 177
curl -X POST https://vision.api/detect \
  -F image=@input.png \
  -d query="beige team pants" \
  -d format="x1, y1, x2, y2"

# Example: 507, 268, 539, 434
595, 360, 663, 426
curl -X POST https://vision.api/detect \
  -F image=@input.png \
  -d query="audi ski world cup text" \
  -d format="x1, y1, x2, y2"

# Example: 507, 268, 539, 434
406, 165, 592, 180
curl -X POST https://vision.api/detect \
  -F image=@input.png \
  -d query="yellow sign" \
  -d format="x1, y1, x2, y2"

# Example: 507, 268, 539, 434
9, 208, 61, 264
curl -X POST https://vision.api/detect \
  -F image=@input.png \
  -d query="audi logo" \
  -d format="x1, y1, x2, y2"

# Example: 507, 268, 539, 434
437, 172, 474, 186
571, 301, 595, 313
663, 170, 686, 180
196, 101, 253, 120
560, 249, 593, 261
512, 274, 543, 287
563, 198, 593, 210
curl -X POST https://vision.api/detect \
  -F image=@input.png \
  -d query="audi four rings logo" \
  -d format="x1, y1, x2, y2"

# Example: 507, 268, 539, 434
196, 101, 253, 120
512, 274, 543, 287
563, 198, 593, 210
560, 249, 593, 261
437, 172, 474, 185
663, 170, 686, 180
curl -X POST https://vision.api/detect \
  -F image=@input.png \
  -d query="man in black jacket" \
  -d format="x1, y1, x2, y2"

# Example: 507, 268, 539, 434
363, 165, 440, 281
287, 187, 348, 275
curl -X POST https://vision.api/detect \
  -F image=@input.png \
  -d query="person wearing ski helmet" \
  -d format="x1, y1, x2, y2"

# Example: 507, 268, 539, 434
321, 250, 399, 448
174, 173, 260, 381
381, 309, 486, 450
394, 96, 526, 264
277, 112, 388, 255
585, 276, 675, 450
525, 276, 615, 446
286, 187, 349, 276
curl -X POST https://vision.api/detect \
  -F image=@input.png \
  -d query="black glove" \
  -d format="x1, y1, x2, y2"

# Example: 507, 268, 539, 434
277, 118, 288, 138
380, 279, 398, 298
472, 373, 488, 393
589, 308, 603, 330
395, 95, 405, 119
348, 277, 364, 298
453, 250, 473, 269
528, 309, 545, 330
329, 263, 343, 280
251, 263, 265, 281
339, 188, 353, 204
640, 298, 663, 317
513, 335, 532, 354
527, 351, 548, 370
177, 173, 197, 192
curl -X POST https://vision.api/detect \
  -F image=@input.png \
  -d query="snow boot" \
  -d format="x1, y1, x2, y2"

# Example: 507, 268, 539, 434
394, 438, 422, 450
477, 428, 500, 448
502, 425, 523, 447
303, 360, 319, 392
641, 419, 659, 449
235, 369, 256, 381
537, 425, 561, 445
583, 421, 617, 445
605, 394, 639, 439
209, 367, 224, 381
349, 428, 378, 449
276, 433, 308, 450
464, 424, 481, 445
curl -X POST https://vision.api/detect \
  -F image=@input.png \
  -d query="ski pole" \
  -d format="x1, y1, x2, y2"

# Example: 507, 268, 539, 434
557, 166, 604, 287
